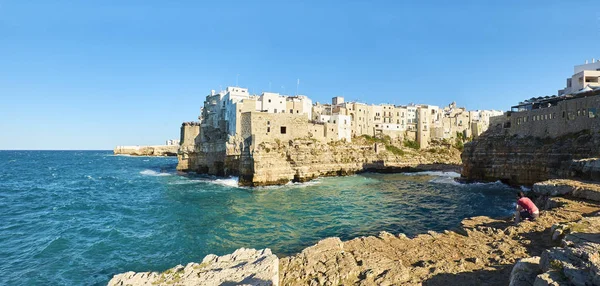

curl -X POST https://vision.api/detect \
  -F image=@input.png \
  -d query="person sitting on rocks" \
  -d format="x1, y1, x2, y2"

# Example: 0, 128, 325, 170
515, 191, 539, 224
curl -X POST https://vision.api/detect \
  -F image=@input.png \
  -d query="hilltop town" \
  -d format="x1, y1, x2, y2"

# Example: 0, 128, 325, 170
176, 85, 502, 185
184, 87, 502, 149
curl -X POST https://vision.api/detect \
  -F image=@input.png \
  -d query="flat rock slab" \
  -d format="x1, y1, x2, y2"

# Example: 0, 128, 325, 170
108, 248, 278, 286
533, 179, 600, 202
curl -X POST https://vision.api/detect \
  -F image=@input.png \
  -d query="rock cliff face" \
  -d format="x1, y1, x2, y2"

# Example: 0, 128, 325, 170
461, 126, 600, 186
178, 127, 462, 187
113, 145, 178, 157
240, 138, 461, 186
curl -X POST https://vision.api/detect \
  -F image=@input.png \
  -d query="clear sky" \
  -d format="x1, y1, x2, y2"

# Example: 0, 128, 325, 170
1, 1, 599, 150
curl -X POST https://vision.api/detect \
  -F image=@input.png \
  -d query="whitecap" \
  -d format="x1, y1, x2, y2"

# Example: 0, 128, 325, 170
212, 177, 239, 187
429, 176, 461, 185
402, 171, 461, 178
139, 170, 171, 177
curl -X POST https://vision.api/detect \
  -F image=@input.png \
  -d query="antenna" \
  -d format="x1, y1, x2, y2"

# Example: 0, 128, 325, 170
296, 78, 300, 95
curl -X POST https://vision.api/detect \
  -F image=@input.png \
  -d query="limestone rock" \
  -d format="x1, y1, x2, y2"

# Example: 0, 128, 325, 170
108, 248, 278, 286
461, 127, 600, 186
533, 179, 600, 202
509, 256, 541, 286
512, 216, 600, 286
179, 134, 461, 187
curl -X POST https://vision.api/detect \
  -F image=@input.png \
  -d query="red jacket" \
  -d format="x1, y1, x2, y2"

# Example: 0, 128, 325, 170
518, 197, 539, 214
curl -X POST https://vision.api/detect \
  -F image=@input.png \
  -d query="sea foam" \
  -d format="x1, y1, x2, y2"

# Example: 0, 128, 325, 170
139, 170, 171, 177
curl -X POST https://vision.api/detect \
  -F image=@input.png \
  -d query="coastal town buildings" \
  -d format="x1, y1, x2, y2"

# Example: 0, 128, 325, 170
183, 86, 502, 151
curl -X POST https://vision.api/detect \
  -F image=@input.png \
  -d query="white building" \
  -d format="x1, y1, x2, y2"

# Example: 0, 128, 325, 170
559, 59, 600, 95
319, 114, 352, 141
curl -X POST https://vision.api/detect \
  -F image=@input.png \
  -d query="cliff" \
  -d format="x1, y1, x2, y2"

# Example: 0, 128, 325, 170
461, 125, 600, 186
238, 137, 461, 187
114, 145, 178, 157
177, 124, 463, 187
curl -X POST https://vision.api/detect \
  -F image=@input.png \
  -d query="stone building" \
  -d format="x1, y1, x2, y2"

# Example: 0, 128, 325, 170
503, 87, 600, 138
558, 59, 600, 96
490, 60, 600, 138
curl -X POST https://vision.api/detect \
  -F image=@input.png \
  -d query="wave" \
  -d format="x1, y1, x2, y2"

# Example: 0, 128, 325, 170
254, 179, 322, 190
167, 176, 240, 188
401, 171, 461, 178
213, 177, 239, 188
139, 170, 172, 177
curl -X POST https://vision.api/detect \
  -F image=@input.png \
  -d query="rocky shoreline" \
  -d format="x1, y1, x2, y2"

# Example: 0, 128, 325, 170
114, 145, 178, 157
109, 179, 600, 286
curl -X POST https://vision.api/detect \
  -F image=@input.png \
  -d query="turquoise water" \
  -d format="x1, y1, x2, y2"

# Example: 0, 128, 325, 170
0, 151, 517, 285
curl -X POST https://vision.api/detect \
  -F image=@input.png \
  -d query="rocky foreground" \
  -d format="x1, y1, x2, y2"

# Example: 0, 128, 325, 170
109, 179, 600, 285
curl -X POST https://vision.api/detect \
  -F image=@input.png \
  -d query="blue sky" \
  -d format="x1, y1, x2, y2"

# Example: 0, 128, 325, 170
1, 1, 599, 150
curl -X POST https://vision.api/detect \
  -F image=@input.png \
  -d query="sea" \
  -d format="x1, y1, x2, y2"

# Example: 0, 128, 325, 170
0, 150, 518, 285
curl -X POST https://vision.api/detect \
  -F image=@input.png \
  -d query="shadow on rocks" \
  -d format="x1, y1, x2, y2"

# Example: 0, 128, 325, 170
220, 275, 273, 286
422, 265, 513, 286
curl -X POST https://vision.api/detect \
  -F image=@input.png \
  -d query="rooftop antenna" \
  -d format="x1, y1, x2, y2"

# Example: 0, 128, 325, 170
296, 78, 300, 96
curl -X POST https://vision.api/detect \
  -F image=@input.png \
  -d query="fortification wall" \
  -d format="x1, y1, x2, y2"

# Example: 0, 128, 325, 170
507, 92, 600, 138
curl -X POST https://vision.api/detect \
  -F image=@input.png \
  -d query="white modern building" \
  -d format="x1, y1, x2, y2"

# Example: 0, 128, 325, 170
558, 59, 600, 96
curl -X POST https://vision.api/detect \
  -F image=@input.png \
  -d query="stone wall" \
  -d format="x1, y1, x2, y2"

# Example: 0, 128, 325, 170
241, 112, 328, 143
505, 90, 600, 138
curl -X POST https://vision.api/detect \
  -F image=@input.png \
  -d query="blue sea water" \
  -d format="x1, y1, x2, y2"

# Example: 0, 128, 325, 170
0, 150, 517, 285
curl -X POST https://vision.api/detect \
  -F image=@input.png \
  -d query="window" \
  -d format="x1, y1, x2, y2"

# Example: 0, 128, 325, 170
589, 108, 597, 118
274, 109, 278, 113
290, 109, 293, 113
563, 111, 566, 118
268, 99, 271, 103
296, 110, 299, 113
280, 126, 286, 134
267, 127, 270, 133
267, 121, 270, 125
